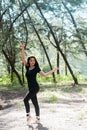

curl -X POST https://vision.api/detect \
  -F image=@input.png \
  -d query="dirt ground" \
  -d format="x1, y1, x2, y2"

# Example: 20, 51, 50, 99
0, 85, 87, 130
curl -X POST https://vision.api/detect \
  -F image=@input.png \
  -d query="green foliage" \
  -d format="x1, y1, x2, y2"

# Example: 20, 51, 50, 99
42, 65, 51, 72
37, 75, 53, 83
0, 74, 22, 90
0, 73, 85, 87
10, 0, 16, 4
0, 73, 87, 97
0, 75, 11, 85
41, 71, 85, 84
37, 74, 74, 83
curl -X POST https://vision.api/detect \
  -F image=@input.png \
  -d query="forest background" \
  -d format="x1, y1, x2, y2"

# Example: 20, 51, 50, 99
0, 0, 87, 87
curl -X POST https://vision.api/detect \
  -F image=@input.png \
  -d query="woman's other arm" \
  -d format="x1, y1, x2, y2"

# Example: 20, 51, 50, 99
39, 67, 58, 77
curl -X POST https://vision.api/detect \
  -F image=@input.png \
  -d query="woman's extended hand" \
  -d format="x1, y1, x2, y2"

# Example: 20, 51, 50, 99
52, 67, 58, 72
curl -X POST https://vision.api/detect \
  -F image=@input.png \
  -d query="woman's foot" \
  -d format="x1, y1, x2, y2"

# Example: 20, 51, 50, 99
26, 114, 31, 125
35, 116, 40, 124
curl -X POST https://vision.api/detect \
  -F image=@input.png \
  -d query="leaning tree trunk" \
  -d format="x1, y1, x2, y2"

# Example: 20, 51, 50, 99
57, 51, 59, 74
21, 1, 56, 83
29, 14, 56, 82
34, 0, 78, 85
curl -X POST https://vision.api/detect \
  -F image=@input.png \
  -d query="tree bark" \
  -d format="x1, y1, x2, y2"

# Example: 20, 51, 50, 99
57, 51, 59, 74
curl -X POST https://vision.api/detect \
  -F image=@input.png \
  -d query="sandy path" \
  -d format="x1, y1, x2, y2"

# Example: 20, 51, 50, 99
0, 88, 87, 130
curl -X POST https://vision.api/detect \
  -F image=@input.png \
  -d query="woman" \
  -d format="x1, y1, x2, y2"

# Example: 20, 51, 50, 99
20, 43, 58, 125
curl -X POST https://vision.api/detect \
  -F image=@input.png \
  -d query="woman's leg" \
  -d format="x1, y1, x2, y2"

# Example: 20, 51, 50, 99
23, 91, 32, 125
31, 94, 40, 117
31, 94, 40, 123
23, 91, 30, 114
23, 87, 39, 124
23, 87, 39, 114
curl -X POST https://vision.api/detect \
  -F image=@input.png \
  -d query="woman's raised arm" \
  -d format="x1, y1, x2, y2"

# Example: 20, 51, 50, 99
20, 43, 27, 66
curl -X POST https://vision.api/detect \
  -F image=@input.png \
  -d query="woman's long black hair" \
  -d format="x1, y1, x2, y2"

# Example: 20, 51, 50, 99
27, 56, 39, 67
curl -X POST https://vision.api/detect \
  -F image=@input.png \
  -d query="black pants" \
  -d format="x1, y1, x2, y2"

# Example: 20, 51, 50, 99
23, 87, 39, 116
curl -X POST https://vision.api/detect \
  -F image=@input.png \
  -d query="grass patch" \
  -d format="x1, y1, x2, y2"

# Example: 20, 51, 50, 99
39, 82, 57, 91
37, 74, 74, 83
79, 114, 84, 120
0, 84, 22, 91
39, 83, 86, 94
78, 113, 85, 120
40, 91, 59, 103
48, 94, 58, 103
78, 110, 87, 120
16, 102, 24, 109
60, 85, 83, 93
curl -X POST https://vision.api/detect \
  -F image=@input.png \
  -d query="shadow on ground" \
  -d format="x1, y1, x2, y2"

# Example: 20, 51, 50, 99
0, 88, 26, 110
28, 123, 49, 130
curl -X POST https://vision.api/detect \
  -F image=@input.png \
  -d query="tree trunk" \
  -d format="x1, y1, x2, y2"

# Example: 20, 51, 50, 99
64, 44, 67, 75
57, 51, 59, 74
2, 49, 23, 86
29, 16, 56, 82
11, 69, 14, 82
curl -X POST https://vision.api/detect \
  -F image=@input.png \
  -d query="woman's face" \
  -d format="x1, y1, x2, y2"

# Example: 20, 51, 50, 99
29, 58, 35, 67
